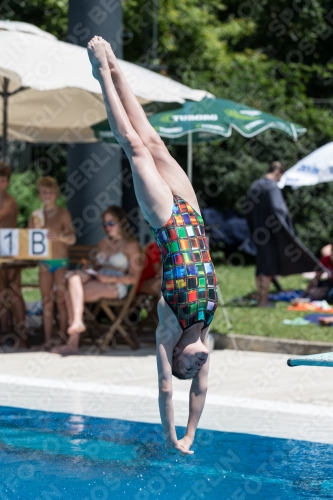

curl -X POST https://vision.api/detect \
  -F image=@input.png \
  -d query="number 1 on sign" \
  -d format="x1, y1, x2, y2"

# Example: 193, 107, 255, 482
0, 229, 19, 257
4, 232, 12, 254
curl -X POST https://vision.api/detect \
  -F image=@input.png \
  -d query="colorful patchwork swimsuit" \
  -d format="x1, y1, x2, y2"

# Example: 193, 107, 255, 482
147, 195, 218, 331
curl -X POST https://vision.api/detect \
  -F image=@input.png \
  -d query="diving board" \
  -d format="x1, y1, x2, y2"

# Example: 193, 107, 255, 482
288, 352, 333, 367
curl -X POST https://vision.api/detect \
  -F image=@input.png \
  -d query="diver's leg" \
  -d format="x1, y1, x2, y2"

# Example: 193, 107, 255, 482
103, 39, 199, 212
88, 36, 173, 228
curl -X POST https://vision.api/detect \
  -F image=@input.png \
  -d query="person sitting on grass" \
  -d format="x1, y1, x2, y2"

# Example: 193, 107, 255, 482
51, 206, 142, 355
29, 177, 76, 350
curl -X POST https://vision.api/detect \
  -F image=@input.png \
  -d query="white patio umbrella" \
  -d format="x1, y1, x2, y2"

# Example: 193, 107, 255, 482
278, 142, 333, 189
0, 20, 212, 154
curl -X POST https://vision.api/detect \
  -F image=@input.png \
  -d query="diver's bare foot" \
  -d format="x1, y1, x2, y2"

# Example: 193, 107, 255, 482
87, 36, 108, 79
103, 40, 117, 69
319, 316, 333, 326
68, 321, 86, 335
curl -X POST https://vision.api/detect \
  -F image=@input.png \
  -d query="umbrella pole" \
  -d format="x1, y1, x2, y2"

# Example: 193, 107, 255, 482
1, 78, 9, 162
187, 131, 193, 183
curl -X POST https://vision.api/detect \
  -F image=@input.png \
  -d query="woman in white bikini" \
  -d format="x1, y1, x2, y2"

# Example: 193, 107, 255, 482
52, 205, 142, 355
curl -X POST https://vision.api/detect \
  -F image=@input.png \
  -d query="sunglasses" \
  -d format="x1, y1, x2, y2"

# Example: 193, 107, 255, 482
102, 220, 116, 227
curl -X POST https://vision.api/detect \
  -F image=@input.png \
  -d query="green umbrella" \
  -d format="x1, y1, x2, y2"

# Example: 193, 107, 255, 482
92, 97, 307, 182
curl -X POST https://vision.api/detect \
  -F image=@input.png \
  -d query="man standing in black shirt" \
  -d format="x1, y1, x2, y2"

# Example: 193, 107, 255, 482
245, 161, 320, 307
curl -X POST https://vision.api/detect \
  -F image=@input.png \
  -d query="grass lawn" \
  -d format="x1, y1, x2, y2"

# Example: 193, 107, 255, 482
21, 265, 333, 343
21, 267, 41, 303
213, 264, 333, 343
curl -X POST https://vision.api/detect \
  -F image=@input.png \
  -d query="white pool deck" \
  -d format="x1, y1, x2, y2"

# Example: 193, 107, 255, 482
0, 346, 333, 444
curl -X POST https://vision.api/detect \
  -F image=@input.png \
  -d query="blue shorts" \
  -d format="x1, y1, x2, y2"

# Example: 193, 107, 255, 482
40, 259, 70, 273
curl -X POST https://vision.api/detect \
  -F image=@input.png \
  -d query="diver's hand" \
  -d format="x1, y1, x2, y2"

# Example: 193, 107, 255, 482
165, 439, 194, 455
178, 434, 194, 452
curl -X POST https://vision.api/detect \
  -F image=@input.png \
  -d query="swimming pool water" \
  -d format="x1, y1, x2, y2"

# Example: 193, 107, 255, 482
0, 405, 332, 499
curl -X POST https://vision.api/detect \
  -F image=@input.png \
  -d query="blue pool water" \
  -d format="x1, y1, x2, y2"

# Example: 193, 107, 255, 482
0, 406, 332, 499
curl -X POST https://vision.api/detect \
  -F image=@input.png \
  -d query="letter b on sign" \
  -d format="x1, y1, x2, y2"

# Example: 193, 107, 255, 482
29, 230, 49, 257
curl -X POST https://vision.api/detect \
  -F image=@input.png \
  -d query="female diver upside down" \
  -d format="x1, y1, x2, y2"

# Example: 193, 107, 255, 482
87, 36, 218, 455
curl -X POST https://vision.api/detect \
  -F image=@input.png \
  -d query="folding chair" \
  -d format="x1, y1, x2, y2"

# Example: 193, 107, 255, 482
93, 281, 141, 351
82, 303, 107, 348
69, 244, 142, 350
68, 245, 96, 269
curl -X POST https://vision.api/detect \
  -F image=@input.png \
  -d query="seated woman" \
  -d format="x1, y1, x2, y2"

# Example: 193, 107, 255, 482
52, 206, 142, 354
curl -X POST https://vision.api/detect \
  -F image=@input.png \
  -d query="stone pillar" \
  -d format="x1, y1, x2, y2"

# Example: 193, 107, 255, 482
67, 0, 123, 244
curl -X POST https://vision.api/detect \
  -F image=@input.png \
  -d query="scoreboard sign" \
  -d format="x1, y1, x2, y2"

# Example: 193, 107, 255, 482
0, 229, 51, 259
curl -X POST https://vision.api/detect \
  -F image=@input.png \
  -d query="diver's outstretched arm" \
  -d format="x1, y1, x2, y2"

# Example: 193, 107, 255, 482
180, 337, 210, 451
156, 330, 194, 455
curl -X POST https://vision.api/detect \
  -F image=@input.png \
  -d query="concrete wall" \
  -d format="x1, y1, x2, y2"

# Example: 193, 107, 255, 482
67, 0, 123, 244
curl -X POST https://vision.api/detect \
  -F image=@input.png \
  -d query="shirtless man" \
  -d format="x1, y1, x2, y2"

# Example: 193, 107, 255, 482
30, 176, 76, 348
0, 161, 26, 333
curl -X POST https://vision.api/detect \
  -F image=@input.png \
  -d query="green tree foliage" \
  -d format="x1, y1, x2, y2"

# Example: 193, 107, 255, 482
3, 0, 68, 39
221, 1, 329, 63
2, 0, 333, 252
8, 172, 41, 227
123, 0, 333, 253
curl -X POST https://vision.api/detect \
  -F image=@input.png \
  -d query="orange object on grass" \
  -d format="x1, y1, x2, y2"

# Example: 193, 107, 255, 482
287, 303, 333, 313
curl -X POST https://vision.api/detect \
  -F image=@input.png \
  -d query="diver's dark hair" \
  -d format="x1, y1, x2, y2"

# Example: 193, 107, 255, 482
268, 161, 285, 174
172, 368, 190, 380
